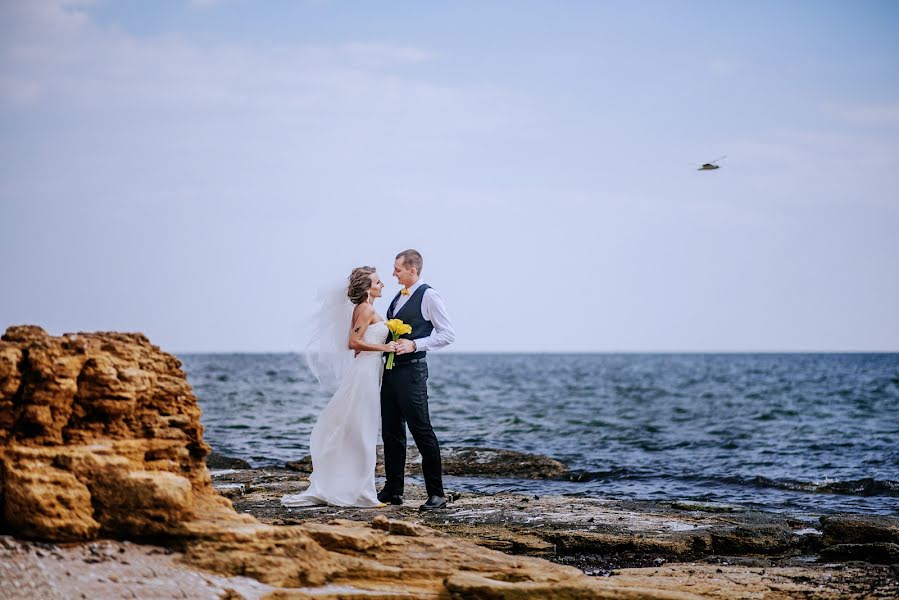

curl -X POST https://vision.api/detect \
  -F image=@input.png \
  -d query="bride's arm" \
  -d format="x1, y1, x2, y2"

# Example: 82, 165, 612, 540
348, 304, 395, 353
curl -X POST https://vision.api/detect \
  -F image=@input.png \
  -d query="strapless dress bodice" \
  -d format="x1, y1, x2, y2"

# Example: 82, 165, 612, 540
362, 321, 389, 346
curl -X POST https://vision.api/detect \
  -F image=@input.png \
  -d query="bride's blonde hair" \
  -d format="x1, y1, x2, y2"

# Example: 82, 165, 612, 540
347, 266, 376, 305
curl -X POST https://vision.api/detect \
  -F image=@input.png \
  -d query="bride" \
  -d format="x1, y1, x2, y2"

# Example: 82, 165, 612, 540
281, 266, 397, 508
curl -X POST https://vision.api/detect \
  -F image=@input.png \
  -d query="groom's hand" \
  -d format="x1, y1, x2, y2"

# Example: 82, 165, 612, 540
395, 339, 416, 355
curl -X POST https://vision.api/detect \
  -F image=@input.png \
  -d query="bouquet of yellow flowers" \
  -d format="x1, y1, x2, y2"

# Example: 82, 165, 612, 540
384, 318, 412, 370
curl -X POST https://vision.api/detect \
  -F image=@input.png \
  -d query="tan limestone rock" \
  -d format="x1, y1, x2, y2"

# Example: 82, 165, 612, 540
302, 519, 389, 552
1, 454, 99, 540
446, 571, 705, 599
371, 514, 435, 537
0, 326, 216, 540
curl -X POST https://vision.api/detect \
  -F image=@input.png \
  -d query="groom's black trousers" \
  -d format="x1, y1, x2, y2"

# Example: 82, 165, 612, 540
380, 361, 444, 498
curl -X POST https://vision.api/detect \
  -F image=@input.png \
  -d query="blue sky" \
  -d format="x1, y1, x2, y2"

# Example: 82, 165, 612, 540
1, 1, 898, 352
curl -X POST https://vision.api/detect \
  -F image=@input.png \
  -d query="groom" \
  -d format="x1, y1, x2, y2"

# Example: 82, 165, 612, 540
379, 249, 456, 511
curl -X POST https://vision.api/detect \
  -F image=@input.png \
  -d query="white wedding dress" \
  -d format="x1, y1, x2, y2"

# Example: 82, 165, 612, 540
281, 320, 388, 508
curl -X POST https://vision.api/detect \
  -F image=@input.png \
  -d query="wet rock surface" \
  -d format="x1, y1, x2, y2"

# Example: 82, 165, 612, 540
216, 467, 826, 566
207, 451, 253, 470
821, 514, 899, 546
214, 466, 899, 597
819, 542, 899, 564
286, 445, 568, 479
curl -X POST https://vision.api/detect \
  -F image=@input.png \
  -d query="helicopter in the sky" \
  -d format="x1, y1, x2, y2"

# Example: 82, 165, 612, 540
697, 155, 726, 171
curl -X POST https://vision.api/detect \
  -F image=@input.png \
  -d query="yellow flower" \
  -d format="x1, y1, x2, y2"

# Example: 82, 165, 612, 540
384, 318, 412, 370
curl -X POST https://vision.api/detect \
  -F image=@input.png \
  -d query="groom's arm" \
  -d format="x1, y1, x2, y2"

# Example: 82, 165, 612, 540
414, 289, 455, 352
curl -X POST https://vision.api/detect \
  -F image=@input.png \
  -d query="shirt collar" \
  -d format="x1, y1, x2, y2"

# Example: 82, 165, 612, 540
404, 280, 425, 296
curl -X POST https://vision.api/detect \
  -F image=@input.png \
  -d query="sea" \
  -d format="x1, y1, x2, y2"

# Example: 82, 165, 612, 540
181, 353, 899, 516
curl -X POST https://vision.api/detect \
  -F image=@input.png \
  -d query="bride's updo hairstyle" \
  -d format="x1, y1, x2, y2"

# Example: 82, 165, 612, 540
347, 266, 376, 305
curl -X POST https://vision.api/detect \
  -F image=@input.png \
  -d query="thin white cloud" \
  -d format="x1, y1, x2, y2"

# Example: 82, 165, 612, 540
0, 0, 493, 122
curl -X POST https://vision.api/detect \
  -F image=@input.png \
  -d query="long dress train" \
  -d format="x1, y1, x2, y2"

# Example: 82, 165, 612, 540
281, 321, 388, 507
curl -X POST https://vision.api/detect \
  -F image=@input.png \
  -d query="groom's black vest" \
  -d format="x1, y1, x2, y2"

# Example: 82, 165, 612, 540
386, 284, 432, 365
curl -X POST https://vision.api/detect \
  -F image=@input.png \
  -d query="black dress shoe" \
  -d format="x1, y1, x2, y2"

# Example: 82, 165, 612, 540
418, 495, 447, 511
377, 490, 403, 505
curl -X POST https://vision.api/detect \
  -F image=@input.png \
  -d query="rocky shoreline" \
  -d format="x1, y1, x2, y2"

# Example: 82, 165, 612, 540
209, 455, 899, 597
2, 325, 897, 599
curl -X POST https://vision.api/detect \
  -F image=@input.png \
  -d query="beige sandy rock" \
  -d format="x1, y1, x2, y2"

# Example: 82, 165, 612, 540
605, 563, 899, 600
445, 571, 705, 600
0, 325, 230, 541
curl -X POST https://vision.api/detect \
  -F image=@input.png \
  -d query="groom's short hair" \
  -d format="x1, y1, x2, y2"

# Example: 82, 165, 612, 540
396, 249, 423, 274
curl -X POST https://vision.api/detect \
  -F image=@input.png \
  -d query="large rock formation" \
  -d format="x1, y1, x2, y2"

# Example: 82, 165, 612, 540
0, 325, 235, 542
1, 325, 647, 599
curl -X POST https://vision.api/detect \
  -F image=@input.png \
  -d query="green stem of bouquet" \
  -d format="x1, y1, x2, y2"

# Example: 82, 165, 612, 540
385, 332, 400, 370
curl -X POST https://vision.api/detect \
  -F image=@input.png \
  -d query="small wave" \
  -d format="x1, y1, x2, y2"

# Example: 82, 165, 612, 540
816, 478, 899, 496
735, 476, 899, 497
565, 468, 635, 482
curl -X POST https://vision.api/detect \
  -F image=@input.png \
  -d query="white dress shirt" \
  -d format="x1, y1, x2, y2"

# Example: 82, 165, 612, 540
391, 280, 455, 352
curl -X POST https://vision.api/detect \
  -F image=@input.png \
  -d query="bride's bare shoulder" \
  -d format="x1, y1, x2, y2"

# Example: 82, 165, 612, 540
352, 303, 374, 320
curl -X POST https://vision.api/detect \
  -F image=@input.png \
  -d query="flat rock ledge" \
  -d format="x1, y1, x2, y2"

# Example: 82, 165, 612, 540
216, 465, 899, 598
